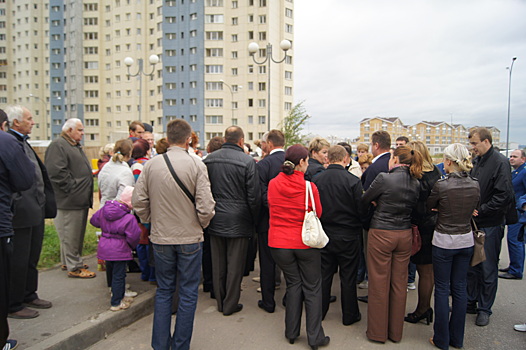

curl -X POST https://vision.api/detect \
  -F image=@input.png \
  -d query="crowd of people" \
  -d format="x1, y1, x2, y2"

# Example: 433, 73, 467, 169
1, 106, 525, 350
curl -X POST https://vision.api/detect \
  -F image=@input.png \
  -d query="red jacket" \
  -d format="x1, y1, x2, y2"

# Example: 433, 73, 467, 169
268, 171, 322, 249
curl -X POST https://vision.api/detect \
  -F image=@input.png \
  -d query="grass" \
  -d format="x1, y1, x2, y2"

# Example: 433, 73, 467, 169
38, 219, 99, 269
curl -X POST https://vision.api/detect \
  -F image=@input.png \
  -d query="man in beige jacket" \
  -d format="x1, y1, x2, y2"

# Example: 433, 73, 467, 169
132, 119, 215, 350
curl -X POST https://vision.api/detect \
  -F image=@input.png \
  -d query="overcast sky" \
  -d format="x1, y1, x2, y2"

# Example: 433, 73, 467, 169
293, 0, 526, 145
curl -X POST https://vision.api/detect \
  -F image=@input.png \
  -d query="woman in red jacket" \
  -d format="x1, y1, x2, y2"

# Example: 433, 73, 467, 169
268, 144, 330, 350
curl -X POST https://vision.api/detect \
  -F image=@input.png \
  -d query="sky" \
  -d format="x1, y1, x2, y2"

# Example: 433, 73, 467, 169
293, 0, 526, 145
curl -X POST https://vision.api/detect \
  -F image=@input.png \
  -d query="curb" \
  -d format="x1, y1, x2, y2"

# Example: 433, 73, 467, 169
27, 289, 156, 350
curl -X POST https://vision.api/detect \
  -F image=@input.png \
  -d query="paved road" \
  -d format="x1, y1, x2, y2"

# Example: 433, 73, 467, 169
88, 239, 525, 350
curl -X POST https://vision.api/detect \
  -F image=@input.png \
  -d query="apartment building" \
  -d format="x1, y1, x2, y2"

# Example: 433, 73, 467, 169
359, 117, 409, 144
2, 0, 294, 148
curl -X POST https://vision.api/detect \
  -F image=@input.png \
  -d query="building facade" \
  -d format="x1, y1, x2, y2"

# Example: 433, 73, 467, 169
1, 0, 294, 147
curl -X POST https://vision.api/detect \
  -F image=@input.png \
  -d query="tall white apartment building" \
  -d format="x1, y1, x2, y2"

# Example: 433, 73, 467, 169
1, 0, 294, 147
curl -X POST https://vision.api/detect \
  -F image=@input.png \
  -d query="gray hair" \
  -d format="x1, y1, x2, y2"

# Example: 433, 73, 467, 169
444, 143, 473, 172
62, 118, 82, 132
5, 105, 25, 123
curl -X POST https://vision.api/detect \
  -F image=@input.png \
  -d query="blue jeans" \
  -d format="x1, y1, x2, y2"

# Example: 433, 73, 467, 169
432, 245, 473, 350
467, 225, 504, 315
137, 243, 156, 281
408, 262, 416, 284
106, 261, 127, 307
507, 222, 525, 278
151, 243, 202, 350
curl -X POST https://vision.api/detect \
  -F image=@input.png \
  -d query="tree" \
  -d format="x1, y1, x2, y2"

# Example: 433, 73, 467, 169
280, 101, 311, 148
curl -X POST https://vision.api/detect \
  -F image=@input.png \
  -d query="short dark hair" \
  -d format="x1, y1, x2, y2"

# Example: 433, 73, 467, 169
396, 136, 409, 144
337, 142, 352, 156
328, 145, 347, 163
155, 138, 170, 154
518, 149, 526, 158
132, 138, 150, 159
224, 126, 244, 144
372, 131, 391, 150
207, 136, 225, 153
129, 120, 144, 132
267, 129, 285, 147
468, 127, 492, 144
0, 109, 8, 130
167, 119, 192, 145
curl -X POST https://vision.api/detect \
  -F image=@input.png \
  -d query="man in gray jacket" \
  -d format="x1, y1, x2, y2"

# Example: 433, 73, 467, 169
45, 118, 95, 279
133, 119, 215, 350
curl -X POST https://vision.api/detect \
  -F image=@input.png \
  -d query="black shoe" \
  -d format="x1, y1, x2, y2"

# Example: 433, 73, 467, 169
329, 295, 337, 303
343, 313, 361, 326
404, 308, 433, 325
258, 300, 275, 313
498, 267, 510, 273
311, 336, 330, 350
223, 304, 243, 316
282, 295, 287, 307
210, 291, 216, 299
288, 338, 296, 344
466, 301, 477, 314
358, 295, 368, 303
498, 272, 522, 280
475, 312, 490, 326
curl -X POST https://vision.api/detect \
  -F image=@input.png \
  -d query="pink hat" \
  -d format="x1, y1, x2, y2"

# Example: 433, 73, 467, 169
118, 186, 134, 209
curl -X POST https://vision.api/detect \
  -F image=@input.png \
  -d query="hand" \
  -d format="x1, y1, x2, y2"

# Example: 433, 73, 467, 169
371, 201, 377, 207
473, 209, 479, 217
431, 208, 438, 212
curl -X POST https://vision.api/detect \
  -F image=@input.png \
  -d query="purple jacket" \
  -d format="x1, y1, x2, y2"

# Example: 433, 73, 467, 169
90, 200, 141, 261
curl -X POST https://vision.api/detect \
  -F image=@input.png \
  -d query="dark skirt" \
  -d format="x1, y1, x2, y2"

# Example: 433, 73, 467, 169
410, 224, 434, 265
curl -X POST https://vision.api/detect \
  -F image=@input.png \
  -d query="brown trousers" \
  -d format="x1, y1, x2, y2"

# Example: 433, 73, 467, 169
366, 228, 412, 343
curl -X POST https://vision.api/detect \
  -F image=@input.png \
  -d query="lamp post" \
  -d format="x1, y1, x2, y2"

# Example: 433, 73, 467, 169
220, 80, 242, 125
29, 94, 49, 140
124, 54, 159, 122
248, 40, 291, 131
505, 56, 517, 157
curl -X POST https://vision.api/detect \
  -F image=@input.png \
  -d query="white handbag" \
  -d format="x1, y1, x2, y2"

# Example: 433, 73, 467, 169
301, 181, 329, 249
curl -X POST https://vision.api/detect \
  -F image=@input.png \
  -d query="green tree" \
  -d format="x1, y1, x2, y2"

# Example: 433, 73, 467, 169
280, 101, 311, 148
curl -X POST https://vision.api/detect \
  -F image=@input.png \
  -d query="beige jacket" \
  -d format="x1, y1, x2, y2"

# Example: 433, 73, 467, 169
132, 146, 215, 245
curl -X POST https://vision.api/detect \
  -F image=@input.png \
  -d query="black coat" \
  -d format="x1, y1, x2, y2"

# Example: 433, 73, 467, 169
204, 143, 261, 238
256, 150, 285, 233
361, 152, 390, 190
304, 158, 325, 181
8, 130, 57, 228
0, 132, 34, 238
363, 166, 420, 230
471, 146, 514, 228
313, 164, 365, 239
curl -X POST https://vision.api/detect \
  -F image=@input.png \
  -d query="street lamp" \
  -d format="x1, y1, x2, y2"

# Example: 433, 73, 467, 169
248, 40, 291, 131
29, 94, 49, 140
220, 80, 242, 125
505, 56, 517, 157
124, 54, 159, 122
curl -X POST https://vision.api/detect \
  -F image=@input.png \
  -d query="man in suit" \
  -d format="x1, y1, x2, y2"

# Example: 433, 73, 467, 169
6, 106, 56, 319
256, 130, 285, 313
358, 130, 391, 303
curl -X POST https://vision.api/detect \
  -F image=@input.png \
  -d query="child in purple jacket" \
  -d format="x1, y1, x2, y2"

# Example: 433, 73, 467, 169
90, 186, 141, 311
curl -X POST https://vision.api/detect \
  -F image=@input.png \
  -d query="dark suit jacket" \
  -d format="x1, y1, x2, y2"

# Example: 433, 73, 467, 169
8, 130, 57, 228
361, 152, 390, 191
256, 150, 285, 233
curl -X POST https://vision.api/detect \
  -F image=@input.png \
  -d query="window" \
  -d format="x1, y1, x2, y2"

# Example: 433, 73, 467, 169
205, 31, 223, 40
259, 15, 266, 24
206, 48, 223, 57
166, 83, 177, 89
232, 17, 238, 25
206, 115, 223, 124
284, 86, 292, 95
285, 8, 293, 18
248, 31, 254, 40
258, 116, 266, 124
258, 82, 266, 91
166, 99, 177, 106
258, 32, 266, 40
231, 34, 238, 42
85, 105, 99, 112
285, 24, 293, 33
206, 0, 223, 5
205, 65, 223, 74
231, 51, 238, 59
258, 66, 266, 74
248, 99, 253, 107
284, 102, 292, 110
85, 90, 99, 98
190, 13, 197, 20
258, 99, 266, 107
259, 0, 266, 6
248, 115, 253, 124
232, 1, 238, 8
85, 118, 99, 126
205, 99, 223, 107
231, 68, 238, 75
285, 71, 292, 80
205, 15, 224, 23
248, 65, 254, 73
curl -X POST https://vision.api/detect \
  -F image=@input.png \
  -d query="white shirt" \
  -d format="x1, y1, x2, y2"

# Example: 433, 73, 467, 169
432, 230, 474, 250
372, 152, 390, 163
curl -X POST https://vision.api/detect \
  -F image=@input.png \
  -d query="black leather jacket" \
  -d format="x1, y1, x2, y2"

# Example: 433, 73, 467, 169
362, 166, 420, 230
203, 143, 260, 238
427, 171, 480, 235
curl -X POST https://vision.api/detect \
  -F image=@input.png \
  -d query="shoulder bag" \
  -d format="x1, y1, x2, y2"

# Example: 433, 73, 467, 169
470, 218, 486, 267
301, 181, 329, 249
163, 153, 195, 204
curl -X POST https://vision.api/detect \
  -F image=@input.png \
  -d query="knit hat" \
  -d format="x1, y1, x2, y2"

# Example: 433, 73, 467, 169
118, 186, 134, 209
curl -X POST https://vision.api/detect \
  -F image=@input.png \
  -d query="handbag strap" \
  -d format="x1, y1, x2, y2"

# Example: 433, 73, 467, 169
471, 218, 479, 231
305, 181, 316, 214
163, 153, 195, 204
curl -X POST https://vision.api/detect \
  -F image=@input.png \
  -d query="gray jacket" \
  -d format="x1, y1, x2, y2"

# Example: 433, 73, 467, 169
45, 134, 93, 210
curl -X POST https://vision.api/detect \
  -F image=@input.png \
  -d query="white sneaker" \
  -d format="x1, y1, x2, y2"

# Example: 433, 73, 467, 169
125, 289, 138, 298
358, 281, 368, 289
514, 323, 526, 332
252, 277, 261, 283
110, 301, 130, 311
407, 282, 416, 290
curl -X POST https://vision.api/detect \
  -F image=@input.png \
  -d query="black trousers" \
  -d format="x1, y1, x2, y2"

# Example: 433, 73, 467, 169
271, 248, 326, 347
244, 232, 257, 276
1, 237, 12, 348
321, 237, 360, 325
9, 221, 44, 313
257, 230, 276, 310
210, 235, 249, 315
202, 228, 213, 293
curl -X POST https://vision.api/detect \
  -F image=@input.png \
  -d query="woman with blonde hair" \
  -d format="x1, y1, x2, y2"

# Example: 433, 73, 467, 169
98, 139, 134, 207
362, 145, 423, 343
427, 143, 479, 349
405, 141, 442, 325
305, 137, 330, 181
